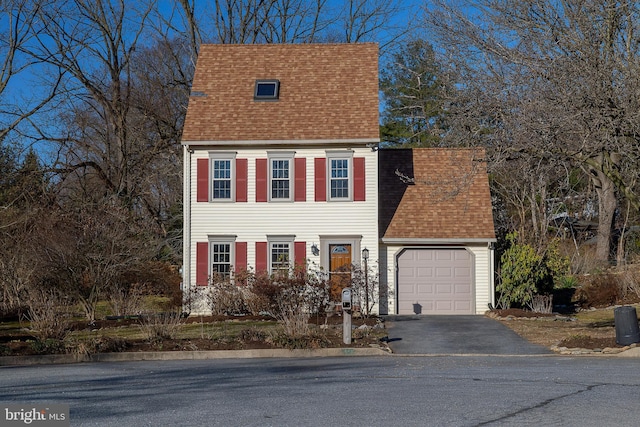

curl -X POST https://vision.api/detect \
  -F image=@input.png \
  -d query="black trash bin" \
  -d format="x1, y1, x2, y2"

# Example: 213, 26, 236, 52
614, 306, 640, 346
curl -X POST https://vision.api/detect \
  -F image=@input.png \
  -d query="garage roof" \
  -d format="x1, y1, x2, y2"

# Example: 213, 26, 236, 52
379, 148, 495, 241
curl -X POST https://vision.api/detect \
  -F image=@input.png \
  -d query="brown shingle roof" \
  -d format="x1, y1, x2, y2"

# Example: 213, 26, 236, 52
182, 43, 379, 142
379, 148, 495, 240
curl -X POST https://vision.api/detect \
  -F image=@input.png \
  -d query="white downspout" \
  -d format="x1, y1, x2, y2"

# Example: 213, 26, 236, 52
183, 145, 192, 311
489, 242, 496, 308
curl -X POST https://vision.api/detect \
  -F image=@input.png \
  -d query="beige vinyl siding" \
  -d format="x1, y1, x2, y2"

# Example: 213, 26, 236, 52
185, 145, 379, 312
467, 245, 492, 314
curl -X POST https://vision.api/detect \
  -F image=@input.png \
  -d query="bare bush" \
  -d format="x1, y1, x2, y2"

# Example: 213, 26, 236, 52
618, 270, 640, 300
274, 281, 315, 337
110, 261, 182, 317
527, 294, 553, 314
575, 274, 622, 308
138, 312, 184, 342
242, 289, 271, 316
246, 268, 330, 337
25, 287, 71, 341
349, 262, 380, 317
108, 284, 147, 317
207, 275, 248, 316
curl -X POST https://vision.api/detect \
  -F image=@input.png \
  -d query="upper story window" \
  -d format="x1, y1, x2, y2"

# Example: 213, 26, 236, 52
269, 152, 294, 201
210, 153, 236, 201
254, 80, 280, 101
212, 160, 231, 199
271, 159, 290, 199
330, 159, 349, 199
326, 151, 353, 201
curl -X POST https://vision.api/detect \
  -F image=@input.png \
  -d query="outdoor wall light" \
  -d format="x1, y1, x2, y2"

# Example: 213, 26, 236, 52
311, 243, 320, 256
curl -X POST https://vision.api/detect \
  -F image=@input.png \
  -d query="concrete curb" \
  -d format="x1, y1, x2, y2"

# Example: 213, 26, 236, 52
615, 346, 640, 358
0, 347, 391, 367
3, 345, 639, 366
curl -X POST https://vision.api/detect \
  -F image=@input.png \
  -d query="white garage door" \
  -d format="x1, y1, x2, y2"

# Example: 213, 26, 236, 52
397, 249, 473, 315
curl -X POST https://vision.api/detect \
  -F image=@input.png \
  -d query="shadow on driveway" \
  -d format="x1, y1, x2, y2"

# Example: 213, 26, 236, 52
382, 315, 551, 355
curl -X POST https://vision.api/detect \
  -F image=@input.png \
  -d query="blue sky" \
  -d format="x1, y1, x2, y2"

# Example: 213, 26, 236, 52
1, 0, 427, 159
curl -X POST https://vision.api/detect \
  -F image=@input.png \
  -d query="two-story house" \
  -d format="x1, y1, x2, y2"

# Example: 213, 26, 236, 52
181, 43, 380, 314
181, 43, 496, 316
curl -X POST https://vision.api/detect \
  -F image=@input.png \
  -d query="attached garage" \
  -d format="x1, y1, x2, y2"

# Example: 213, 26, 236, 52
378, 148, 496, 316
397, 249, 473, 315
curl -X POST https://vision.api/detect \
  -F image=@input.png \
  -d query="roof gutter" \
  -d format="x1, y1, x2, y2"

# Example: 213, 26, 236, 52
381, 237, 496, 245
182, 138, 379, 147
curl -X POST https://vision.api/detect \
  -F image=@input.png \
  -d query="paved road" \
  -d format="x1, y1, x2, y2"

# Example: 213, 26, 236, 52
383, 315, 551, 355
2, 356, 640, 426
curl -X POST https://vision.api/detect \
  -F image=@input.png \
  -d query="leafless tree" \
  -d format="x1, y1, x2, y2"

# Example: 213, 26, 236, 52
30, 0, 153, 199
0, 0, 61, 141
24, 1, 190, 258
426, 0, 640, 263
170, 0, 408, 49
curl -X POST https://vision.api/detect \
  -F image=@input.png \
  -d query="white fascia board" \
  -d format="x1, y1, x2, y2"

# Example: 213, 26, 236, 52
381, 237, 497, 245
182, 138, 380, 147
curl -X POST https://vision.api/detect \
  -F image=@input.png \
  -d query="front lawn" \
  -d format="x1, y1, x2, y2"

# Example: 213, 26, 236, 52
0, 314, 388, 356
490, 304, 640, 352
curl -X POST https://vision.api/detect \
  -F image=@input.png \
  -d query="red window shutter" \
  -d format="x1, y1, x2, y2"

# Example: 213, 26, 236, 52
256, 159, 268, 202
196, 242, 209, 286
294, 241, 306, 269
314, 158, 326, 202
353, 157, 366, 201
197, 159, 209, 202
294, 158, 306, 202
234, 242, 248, 285
236, 158, 248, 202
255, 242, 268, 273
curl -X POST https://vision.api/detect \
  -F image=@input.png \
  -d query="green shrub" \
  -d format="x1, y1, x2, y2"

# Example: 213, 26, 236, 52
545, 239, 571, 282
0, 344, 10, 356
29, 339, 66, 355
497, 232, 552, 308
556, 275, 579, 289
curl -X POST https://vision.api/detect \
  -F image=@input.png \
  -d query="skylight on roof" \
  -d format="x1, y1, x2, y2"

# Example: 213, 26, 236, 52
254, 80, 280, 100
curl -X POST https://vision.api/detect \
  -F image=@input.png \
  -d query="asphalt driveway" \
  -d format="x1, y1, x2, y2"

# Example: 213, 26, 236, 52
383, 315, 552, 355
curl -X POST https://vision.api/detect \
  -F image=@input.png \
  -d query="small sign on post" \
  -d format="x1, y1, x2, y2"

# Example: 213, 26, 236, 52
342, 288, 352, 345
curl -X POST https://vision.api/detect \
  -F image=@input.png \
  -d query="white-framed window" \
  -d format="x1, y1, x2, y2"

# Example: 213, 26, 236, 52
327, 151, 353, 201
269, 152, 294, 201
268, 235, 294, 275
209, 236, 236, 281
210, 153, 236, 201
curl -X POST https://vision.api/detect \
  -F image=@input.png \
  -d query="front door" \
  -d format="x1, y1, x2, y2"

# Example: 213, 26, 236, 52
329, 244, 352, 301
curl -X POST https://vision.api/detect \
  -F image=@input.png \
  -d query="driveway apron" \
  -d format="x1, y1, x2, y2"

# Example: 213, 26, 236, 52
383, 315, 551, 355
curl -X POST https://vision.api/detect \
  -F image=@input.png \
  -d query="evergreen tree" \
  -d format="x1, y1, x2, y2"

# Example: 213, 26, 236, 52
380, 40, 448, 147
